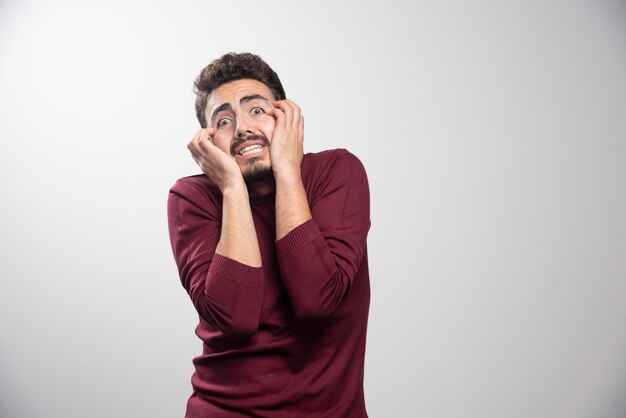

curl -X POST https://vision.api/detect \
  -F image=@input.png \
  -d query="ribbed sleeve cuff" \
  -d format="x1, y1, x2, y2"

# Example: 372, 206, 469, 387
208, 253, 263, 288
275, 219, 321, 260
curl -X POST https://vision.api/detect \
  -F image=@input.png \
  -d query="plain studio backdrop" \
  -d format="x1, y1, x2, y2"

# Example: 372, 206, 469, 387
1, 0, 625, 417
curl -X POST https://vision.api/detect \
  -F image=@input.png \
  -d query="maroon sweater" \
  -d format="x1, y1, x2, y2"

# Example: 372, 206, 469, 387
168, 149, 371, 417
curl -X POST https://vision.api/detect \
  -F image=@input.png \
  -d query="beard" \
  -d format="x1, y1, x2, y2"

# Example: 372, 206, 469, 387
231, 134, 274, 185
242, 159, 274, 185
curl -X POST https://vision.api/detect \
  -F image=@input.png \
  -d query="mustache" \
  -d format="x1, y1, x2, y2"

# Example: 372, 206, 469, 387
230, 134, 270, 156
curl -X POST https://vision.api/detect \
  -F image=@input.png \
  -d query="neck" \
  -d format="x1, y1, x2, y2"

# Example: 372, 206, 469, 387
247, 179, 276, 197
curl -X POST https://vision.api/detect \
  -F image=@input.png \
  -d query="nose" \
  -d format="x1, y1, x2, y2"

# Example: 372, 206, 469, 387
235, 115, 254, 138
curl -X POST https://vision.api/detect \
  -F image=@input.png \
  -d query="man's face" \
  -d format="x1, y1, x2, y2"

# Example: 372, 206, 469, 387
205, 79, 276, 184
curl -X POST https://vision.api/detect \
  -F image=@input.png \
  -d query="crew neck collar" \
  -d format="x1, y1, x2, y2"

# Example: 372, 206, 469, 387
249, 191, 275, 205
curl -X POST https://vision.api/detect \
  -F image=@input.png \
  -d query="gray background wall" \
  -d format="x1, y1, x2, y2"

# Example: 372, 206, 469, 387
1, 0, 625, 417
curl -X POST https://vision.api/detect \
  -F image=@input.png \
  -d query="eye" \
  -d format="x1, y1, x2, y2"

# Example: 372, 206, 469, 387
251, 107, 265, 115
217, 117, 231, 127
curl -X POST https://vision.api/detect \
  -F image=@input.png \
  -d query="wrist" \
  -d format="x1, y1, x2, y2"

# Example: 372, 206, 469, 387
220, 178, 248, 196
272, 161, 301, 180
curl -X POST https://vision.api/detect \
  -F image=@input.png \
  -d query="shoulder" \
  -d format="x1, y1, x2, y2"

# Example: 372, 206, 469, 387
170, 174, 217, 195
168, 174, 222, 211
301, 149, 369, 203
302, 148, 367, 178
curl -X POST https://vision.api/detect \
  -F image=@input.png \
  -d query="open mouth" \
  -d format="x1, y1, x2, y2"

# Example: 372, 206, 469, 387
231, 135, 270, 159
239, 144, 264, 156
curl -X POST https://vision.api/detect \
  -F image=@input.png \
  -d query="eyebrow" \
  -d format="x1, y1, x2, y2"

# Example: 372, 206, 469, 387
210, 94, 271, 124
240, 94, 270, 105
210, 103, 232, 124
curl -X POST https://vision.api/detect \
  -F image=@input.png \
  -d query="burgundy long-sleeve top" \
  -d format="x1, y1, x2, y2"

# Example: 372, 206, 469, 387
168, 149, 371, 417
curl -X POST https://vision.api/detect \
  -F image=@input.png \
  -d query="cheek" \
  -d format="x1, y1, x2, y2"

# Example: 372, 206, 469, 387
260, 117, 276, 142
211, 132, 232, 154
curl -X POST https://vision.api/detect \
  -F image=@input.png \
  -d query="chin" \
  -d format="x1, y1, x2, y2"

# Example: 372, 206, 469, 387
242, 162, 274, 185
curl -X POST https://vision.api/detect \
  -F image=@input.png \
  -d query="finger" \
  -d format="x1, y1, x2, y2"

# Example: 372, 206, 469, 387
205, 127, 216, 140
273, 100, 294, 127
198, 133, 217, 154
190, 128, 203, 144
298, 114, 304, 139
191, 128, 213, 153
188, 129, 205, 155
273, 99, 300, 110
198, 128, 216, 143
189, 152, 201, 167
276, 100, 302, 131
188, 142, 203, 161
283, 99, 301, 115
290, 104, 301, 132
272, 107, 286, 128
273, 99, 300, 112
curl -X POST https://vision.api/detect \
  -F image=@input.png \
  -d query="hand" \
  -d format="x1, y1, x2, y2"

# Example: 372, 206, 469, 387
267, 99, 304, 177
187, 128, 244, 192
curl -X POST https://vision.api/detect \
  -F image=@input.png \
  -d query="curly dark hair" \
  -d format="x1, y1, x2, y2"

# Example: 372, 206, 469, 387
194, 52, 286, 128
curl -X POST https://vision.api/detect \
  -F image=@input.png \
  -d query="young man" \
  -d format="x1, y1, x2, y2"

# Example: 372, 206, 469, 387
167, 52, 371, 417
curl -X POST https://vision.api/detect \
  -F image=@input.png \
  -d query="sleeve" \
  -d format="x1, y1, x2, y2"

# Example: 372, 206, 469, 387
167, 178, 264, 339
275, 150, 370, 320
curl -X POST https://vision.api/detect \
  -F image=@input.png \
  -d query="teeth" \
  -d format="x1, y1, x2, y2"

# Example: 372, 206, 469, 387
240, 145, 263, 156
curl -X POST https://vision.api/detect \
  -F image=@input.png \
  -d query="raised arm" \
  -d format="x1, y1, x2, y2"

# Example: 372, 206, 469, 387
268, 100, 311, 240
167, 129, 264, 339
188, 128, 262, 267
269, 102, 370, 320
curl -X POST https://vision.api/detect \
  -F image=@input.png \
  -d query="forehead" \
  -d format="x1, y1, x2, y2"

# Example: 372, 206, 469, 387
206, 79, 274, 114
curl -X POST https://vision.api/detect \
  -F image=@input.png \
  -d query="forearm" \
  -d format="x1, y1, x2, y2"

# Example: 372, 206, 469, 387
276, 220, 348, 319
274, 150, 370, 320
168, 178, 264, 340
274, 168, 312, 240
215, 183, 262, 267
